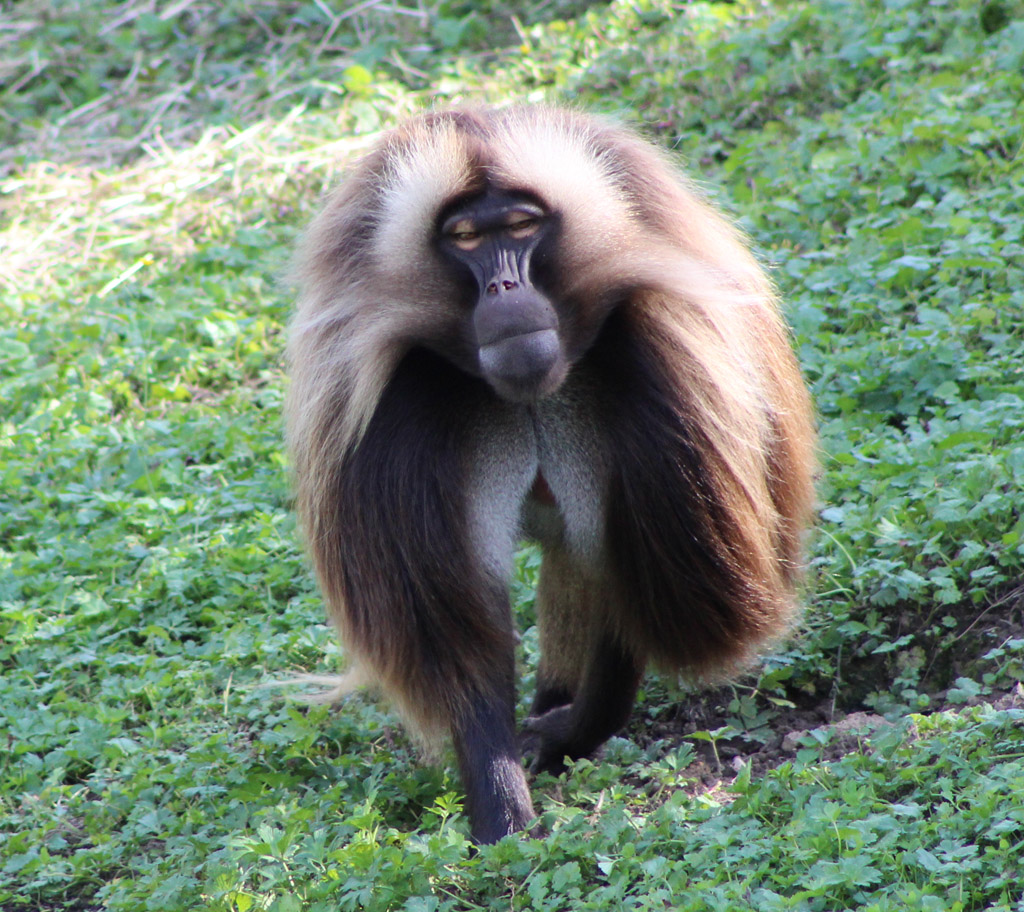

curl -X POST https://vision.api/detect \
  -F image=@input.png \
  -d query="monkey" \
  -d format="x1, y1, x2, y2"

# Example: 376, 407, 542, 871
284, 105, 816, 844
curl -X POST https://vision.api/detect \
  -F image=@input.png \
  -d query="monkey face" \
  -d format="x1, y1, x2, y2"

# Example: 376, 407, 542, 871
437, 189, 568, 402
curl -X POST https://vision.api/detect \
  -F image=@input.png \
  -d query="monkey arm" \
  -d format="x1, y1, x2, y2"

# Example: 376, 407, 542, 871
323, 348, 536, 841
452, 665, 536, 843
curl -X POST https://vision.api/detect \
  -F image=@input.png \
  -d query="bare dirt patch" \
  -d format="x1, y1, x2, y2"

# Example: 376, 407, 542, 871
633, 586, 1024, 795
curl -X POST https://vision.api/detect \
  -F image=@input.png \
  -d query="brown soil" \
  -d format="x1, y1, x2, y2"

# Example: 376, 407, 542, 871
631, 584, 1024, 794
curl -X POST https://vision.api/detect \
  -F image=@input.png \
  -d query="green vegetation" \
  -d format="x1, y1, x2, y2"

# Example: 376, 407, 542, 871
2, 0, 1023, 909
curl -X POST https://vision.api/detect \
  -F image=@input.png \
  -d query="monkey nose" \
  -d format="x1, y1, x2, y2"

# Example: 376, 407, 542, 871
486, 279, 519, 295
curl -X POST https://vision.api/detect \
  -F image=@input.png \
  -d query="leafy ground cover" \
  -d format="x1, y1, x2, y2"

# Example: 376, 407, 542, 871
2, 0, 1023, 909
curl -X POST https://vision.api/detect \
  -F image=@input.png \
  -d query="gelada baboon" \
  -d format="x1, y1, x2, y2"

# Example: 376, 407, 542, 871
285, 106, 815, 844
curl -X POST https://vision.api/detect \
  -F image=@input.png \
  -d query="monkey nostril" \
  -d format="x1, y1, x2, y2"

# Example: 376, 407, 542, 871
487, 280, 519, 295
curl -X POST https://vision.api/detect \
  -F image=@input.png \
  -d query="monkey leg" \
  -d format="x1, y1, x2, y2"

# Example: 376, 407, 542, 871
451, 655, 536, 844
531, 544, 592, 715
532, 540, 610, 716
526, 632, 642, 775
528, 545, 643, 773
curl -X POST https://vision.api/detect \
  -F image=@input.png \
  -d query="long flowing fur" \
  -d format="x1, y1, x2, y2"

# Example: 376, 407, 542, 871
285, 105, 816, 835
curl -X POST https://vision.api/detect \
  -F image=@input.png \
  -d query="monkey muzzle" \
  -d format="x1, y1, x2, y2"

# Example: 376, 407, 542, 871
474, 275, 565, 402
440, 193, 567, 402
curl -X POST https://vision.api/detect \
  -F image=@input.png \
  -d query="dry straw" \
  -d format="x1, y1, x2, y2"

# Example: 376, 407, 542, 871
0, 0, 430, 296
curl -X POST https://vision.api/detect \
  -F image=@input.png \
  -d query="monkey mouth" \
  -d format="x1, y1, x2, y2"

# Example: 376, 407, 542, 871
478, 328, 565, 401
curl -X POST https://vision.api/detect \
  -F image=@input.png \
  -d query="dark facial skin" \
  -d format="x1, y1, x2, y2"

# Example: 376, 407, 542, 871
438, 190, 568, 402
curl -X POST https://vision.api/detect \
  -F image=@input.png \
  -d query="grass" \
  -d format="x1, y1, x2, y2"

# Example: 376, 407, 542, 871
2, 0, 1023, 909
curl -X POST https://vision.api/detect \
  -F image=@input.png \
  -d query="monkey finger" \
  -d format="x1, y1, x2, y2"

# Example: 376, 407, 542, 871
522, 706, 574, 775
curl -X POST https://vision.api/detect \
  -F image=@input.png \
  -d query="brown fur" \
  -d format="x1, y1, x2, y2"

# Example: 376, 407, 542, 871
285, 106, 816, 842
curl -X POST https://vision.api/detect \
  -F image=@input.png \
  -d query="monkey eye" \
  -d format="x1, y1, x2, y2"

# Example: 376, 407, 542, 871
443, 217, 482, 251
505, 215, 541, 239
